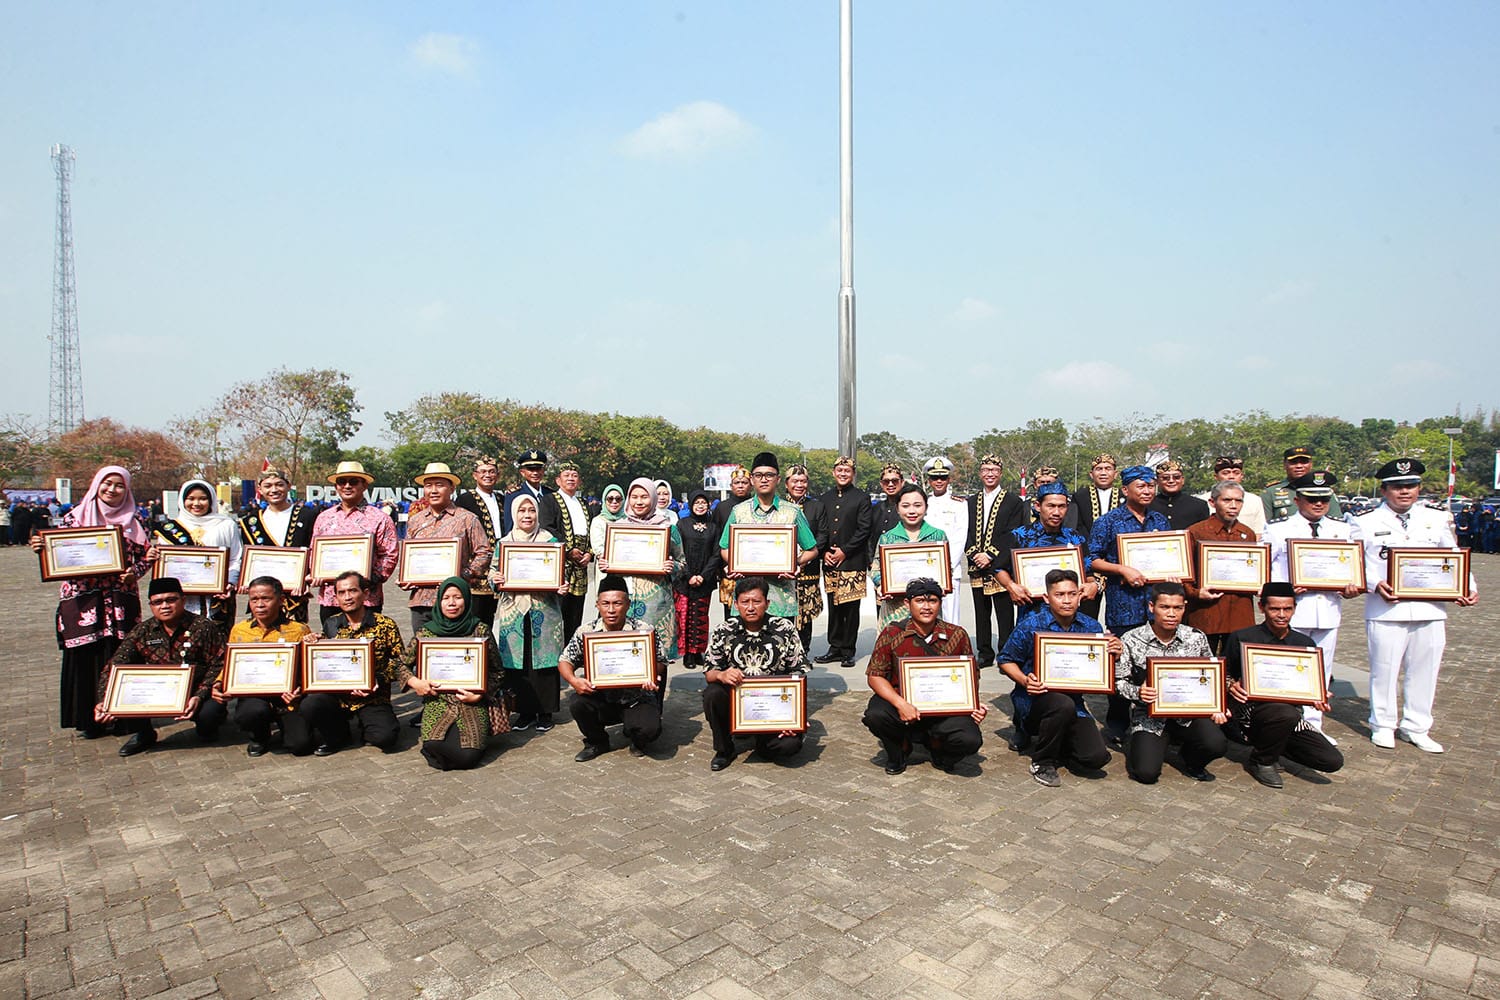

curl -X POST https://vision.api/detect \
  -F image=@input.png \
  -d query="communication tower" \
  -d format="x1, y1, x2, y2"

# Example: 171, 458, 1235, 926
50, 143, 85, 436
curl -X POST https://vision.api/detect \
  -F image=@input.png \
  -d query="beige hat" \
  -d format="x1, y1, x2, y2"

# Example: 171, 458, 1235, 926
414, 462, 461, 487
327, 460, 374, 485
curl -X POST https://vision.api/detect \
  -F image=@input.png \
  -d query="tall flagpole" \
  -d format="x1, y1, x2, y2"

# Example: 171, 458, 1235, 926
837, 0, 857, 460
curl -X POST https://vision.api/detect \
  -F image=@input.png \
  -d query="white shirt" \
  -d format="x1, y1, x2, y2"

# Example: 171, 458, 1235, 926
475, 488, 501, 534
1198, 489, 1268, 536
261, 504, 293, 546
558, 490, 588, 542
1356, 502, 1471, 623
1262, 514, 1353, 629
926, 491, 970, 569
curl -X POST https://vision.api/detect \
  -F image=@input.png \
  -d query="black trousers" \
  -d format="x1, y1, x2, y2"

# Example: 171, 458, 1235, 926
560, 594, 586, 645
1204, 633, 1232, 656
230, 697, 315, 754
970, 588, 1013, 663
471, 594, 499, 627
298, 693, 400, 751
61, 639, 118, 732
824, 599, 861, 659
569, 692, 661, 750
125, 697, 227, 742
1246, 702, 1345, 771
702, 682, 804, 759
1105, 621, 1148, 736
1025, 692, 1111, 770
421, 727, 484, 771
861, 695, 981, 765
1126, 718, 1228, 783
506, 621, 561, 717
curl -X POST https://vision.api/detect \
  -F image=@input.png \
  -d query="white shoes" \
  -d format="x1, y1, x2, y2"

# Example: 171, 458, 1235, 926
1371, 729, 1396, 749
1398, 730, 1445, 753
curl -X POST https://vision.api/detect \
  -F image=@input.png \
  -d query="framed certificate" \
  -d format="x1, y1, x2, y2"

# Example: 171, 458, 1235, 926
1241, 643, 1326, 705
583, 630, 658, 689
303, 639, 374, 693
1116, 530, 1192, 582
1287, 539, 1365, 591
496, 542, 565, 591
1196, 541, 1270, 594
103, 666, 192, 717
1011, 545, 1084, 595
240, 545, 309, 595
1387, 547, 1469, 601
398, 538, 462, 587
310, 534, 375, 584
730, 675, 808, 733
878, 541, 953, 597
37, 525, 126, 580
603, 525, 671, 575
1033, 634, 1113, 693
222, 642, 299, 696
1147, 657, 1225, 717
156, 545, 230, 595
898, 656, 978, 715
726, 523, 797, 576
416, 638, 488, 691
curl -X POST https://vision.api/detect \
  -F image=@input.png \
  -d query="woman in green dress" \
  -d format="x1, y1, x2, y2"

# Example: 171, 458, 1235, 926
870, 484, 949, 628
598, 477, 686, 669
398, 577, 504, 771
490, 493, 569, 733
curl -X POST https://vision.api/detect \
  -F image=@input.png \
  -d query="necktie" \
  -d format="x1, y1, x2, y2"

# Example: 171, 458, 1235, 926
1397, 512, 1410, 532
1309, 521, 1319, 538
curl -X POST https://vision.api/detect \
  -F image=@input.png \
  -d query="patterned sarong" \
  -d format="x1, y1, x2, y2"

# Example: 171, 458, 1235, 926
824, 568, 867, 606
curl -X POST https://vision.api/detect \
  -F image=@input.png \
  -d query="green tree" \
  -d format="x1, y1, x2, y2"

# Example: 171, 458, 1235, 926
224, 368, 362, 484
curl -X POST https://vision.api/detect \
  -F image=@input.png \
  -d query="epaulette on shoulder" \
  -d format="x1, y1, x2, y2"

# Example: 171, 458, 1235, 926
1267, 514, 1293, 525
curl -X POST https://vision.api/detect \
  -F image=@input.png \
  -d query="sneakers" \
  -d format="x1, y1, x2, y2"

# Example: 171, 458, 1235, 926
1030, 762, 1061, 787
534, 714, 554, 733
1370, 728, 1396, 749
513, 715, 536, 731
1398, 730, 1445, 753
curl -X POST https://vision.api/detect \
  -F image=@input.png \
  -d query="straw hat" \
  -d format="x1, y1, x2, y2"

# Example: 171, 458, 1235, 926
414, 462, 461, 487
327, 460, 374, 485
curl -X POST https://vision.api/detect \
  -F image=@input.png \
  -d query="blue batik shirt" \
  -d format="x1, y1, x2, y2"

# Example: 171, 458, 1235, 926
1088, 505, 1172, 629
999, 605, 1105, 725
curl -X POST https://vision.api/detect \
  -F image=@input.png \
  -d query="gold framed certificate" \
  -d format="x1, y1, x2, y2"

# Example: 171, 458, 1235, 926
303, 639, 374, 693
582, 630, 658, 689
240, 545, 309, 595
103, 666, 192, 717
1196, 541, 1270, 594
416, 638, 488, 691
878, 541, 953, 597
1241, 643, 1325, 704
730, 675, 808, 733
156, 545, 230, 595
222, 642, 299, 696
1033, 634, 1113, 693
726, 523, 797, 576
397, 538, 462, 587
496, 542, 565, 590
1010, 545, 1085, 594
1116, 530, 1192, 582
898, 656, 978, 715
1147, 657, 1225, 717
309, 534, 375, 584
1387, 547, 1469, 601
37, 525, 126, 580
603, 524, 671, 575
1287, 539, 1365, 591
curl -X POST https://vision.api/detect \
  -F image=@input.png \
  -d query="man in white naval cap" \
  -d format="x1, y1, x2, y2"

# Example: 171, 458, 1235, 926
923, 457, 969, 625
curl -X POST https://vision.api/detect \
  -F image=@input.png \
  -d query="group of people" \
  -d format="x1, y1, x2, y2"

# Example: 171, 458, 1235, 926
34, 442, 1476, 789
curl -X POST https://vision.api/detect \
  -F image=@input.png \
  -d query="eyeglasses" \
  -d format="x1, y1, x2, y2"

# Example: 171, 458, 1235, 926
880, 478, 902, 485
335, 478, 364, 486
750, 471, 778, 479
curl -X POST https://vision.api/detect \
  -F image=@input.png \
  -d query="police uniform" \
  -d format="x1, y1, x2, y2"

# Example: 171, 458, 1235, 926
1356, 459, 1475, 751
501, 449, 563, 538
923, 457, 970, 625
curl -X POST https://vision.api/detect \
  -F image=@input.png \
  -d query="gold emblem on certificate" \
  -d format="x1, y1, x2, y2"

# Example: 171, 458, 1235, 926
603, 525, 671, 575
1147, 657, 1225, 717
878, 541, 953, 597
1195, 541, 1270, 594
1010, 545, 1085, 594
582, 630, 658, 689
303, 639, 374, 692
1286, 539, 1365, 591
731, 675, 808, 733
496, 542, 565, 590
155, 545, 230, 595
726, 523, 797, 576
1116, 530, 1192, 582
898, 656, 978, 715
309, 534, 375, 584
222, 642, 300, 696
103, 666, 192, 717
416, 638, 488, 691
37, 525, 126, 580
1240, 643, 1326, 705
398, 538, 462, 588
1386, 547, 1468, 601
240, 545, 309, 595
1033, 634, 1114, 693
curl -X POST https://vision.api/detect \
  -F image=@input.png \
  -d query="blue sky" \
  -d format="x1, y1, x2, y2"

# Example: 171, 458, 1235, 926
2, 2, 1496, 449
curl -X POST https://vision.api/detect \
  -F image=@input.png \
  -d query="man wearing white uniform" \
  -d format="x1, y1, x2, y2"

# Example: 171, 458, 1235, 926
1262, 470, 1363, 738
1355, 458, 1478, 753
923, 457, 970, 625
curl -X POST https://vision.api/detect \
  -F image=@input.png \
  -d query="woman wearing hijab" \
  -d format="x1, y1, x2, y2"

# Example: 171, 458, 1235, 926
156, 479, 244, 634
590, 484, 626, 561
676, 490, 723, 668
870, 484, 949, 628
397, 577, 505, 771
32, 466, 152, 737
491, 494, 569, 732
653, 480, 680, 524
598, 478, 686, 667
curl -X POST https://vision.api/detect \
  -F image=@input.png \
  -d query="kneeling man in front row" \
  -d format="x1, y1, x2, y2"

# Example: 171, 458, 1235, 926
560, 575, 669, 761
862, 578, 988, 775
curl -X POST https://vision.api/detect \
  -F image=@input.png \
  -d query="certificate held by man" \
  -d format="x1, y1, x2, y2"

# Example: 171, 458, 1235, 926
1287, 539, 1365, 591
1033, 634, 1114, 693
310, 534, 375, 584
304, 639, 374, 692
726, 523, 797, 576
1116, 531, 1192, 582
731, 676, 808, 733
879, 541, 952, 597
103, 666, 192, 717
38, 525, 127, 580
1011, 545, 1084, 595
1147, 658, 1225, 717
398, 539, 462, 588
603, 525, 670, 575
582, 630, 657, 689
222, 643, 299, 696
1240, 643, 1326, 705
898, 656, 978, 715
1387, 547, 1469, 601
1196, 541, 1270, 594
240, 545, 309, 595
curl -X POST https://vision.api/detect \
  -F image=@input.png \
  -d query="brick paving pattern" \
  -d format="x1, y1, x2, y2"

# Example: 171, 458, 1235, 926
3, 545, 1498, 998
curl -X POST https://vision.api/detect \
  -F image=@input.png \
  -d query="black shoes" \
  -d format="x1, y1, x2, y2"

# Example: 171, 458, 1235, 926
710, 754, 734, 772
813, 652, 841, 664
313, 744, 337, 757
118, 732, 156, 757
1030, 762, 1061, 787
882, 741, 907, 775
628, 744, 647, 758
246, 742, 268, 758
574, 744, 608, 762
1185, 766, 1215, 782
534, 714, 554, 733
513, 715, 537, 731
1245, 762, 1284, 788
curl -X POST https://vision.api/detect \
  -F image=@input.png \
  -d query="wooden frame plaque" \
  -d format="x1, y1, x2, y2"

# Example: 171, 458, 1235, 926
1147, 657, 1225, 717
309, 534, 375, 584
581, 630, 658, 689
1010, 545, 1085, 595
730, 675, 808, 733
1116, 530, 1192, 582
726, 523, 798, 576
415, 638, 488, 692
1386, 547, 1469, 602
37, 525, 126, 581
303, 639, 374, 693
155, 545, 230, 595
103, 665, 192, 717
898, 656, 978, 715
239, 545, 309, 595
603, 525, 671, 575
1286, 539, 1365, 591
878, 541, 953, 597
1241, 643, 1326, 705
495, 542, 565, 591
398, 538, 462, 588
1033, 633, 1114, 693
222, 642, 299, 696
1196, 541, 1270, 594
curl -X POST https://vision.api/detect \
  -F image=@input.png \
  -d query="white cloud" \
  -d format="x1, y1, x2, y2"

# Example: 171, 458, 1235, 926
410, 33, 479, 77
1263, 279, 1314, 306
1037, 360, 1133, 395
951, 297, 998, 324
619, 101, 754, 161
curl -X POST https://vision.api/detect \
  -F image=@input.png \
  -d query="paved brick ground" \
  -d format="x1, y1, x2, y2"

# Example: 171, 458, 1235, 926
3, 544, 1498, 999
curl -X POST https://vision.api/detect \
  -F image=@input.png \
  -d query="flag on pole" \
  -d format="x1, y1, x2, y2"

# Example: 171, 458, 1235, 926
1020, 466, 1029, 499
261, 457, 272, 474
